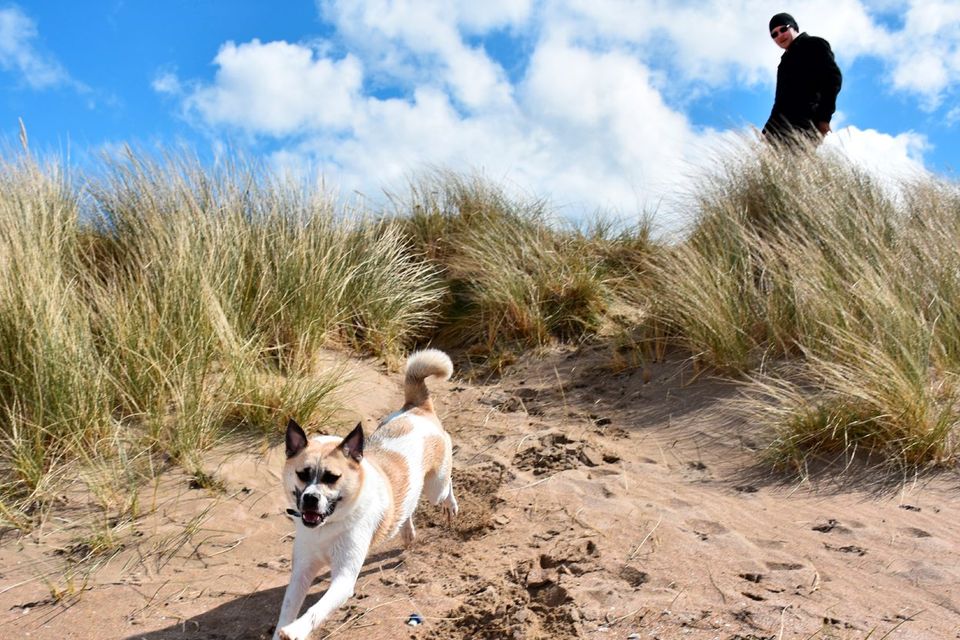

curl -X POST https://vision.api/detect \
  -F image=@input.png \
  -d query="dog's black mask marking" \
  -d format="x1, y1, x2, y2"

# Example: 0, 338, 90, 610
296, 465, 342, 486
296, 467, 314, 484
292, 466, 343, 528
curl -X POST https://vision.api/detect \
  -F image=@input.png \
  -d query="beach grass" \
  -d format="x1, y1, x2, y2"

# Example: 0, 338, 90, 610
0, 148, 443, 527
2, 136, 959, 530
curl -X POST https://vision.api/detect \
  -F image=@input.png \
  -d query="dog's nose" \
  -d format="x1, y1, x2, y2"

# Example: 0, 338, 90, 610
301, 493, 320, 509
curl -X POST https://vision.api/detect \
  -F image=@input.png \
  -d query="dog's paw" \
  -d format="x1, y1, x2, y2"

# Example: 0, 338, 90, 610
401, 521, 416, 547
277, 622, 310, 640
442, 492, 459, 524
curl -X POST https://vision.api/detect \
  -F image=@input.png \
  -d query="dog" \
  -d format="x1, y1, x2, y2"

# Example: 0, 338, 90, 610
273, 349, 458, 640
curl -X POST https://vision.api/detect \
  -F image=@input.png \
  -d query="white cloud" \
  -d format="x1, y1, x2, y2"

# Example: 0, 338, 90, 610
0, 6, 71, 89
947, 106, 960, 126
903, 1, 960, 35
152, 70, 182, 96
310, 0, 960, 108
520, 34, 696, 199
542, 0, 773, 85
534, 0, 891, 87
882, 1, 960, 105
891, 49, 948, 100
185, 39, 364, 136
184, 32, 708, 224
794, 0, 894, 59
173, 1, 933, 232
318, 0, 533, 37
538, 0, 960, 107
823, 125, 929, 181
457, 0, 534, 32
318, 0, 515, 109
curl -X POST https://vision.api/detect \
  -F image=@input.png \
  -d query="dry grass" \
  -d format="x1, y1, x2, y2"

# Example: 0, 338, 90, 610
386, 169, 656, 356
662, 135, 960, 471
3, 134, 960, 538
0, 147, 443, 529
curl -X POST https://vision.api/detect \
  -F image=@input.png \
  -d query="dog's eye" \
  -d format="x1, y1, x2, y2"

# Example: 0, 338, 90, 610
296, 469, 312, 483
320, 471, 340, 484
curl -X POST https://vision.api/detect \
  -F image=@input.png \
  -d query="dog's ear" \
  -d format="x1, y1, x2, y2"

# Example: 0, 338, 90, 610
286, 419, 308, 458
340, 422, 364, 463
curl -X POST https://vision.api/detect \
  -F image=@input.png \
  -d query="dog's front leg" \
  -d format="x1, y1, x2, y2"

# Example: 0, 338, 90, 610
276, 553, 364, 640
273, 550, 325, 640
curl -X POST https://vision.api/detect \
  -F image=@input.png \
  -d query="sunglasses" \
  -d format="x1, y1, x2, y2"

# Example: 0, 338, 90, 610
770, 25, 792, 38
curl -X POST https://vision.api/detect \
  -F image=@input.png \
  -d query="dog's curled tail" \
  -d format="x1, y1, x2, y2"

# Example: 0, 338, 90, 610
404, 349, 453, 410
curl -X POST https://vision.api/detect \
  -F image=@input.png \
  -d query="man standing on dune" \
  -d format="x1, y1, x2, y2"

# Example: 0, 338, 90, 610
762, 12, 842, 145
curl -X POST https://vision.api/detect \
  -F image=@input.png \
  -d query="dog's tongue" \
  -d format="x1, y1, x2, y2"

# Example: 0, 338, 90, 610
302, 511, 322, 525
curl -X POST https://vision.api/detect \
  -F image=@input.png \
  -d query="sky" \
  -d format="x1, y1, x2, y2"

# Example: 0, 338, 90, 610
1, 1, 958, 233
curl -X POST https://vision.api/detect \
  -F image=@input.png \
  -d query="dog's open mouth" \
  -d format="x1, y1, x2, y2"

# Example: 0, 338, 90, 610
301, 510, 323, 527
289, 497, 340, 528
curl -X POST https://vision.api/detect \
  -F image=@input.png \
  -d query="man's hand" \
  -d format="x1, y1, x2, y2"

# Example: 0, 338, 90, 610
816, 121, 831, 136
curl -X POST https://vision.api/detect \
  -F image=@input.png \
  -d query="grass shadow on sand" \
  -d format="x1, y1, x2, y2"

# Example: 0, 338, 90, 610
726, 449, 960, 499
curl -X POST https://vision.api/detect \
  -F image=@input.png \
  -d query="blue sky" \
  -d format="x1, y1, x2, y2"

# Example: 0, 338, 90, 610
2, 1, 957, 231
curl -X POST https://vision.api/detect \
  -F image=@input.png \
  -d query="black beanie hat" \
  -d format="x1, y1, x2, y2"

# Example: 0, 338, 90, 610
769, 13, 798, 32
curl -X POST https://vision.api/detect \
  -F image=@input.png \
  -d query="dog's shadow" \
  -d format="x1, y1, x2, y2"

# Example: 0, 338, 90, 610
124, 549, 404, 640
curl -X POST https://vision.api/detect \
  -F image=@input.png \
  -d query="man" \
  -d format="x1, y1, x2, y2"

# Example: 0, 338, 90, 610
763, 13, 842, 145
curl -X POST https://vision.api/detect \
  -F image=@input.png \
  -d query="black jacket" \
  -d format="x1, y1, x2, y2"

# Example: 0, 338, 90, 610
763, 33, 842, 136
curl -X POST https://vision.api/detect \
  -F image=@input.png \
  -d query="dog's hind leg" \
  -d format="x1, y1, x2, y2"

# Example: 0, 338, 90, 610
400, 517, 416, 547
439, 481, 459, 524
425, 463, 458, 524
424, 432, 458, 524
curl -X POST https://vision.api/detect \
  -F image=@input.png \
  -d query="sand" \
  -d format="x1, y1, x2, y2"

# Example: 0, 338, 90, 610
2, 345, 958, 640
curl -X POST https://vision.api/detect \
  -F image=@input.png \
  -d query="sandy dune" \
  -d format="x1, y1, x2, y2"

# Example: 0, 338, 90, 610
2, 346, 958, 639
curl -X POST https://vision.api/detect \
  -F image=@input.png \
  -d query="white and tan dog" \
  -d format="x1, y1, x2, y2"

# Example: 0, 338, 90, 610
273, 349, 458, 640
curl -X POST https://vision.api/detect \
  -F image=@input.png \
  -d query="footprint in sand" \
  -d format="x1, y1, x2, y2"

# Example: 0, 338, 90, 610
765, 561, 804, 571
683, 461, 712, 484
812, 518, 853, 534
686, 519, 728, 541
751, 538, 787, 550
824, 543, 867, 556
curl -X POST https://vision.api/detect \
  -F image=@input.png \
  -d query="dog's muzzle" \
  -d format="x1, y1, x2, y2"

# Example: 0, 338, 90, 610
289, 494, 341, 528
